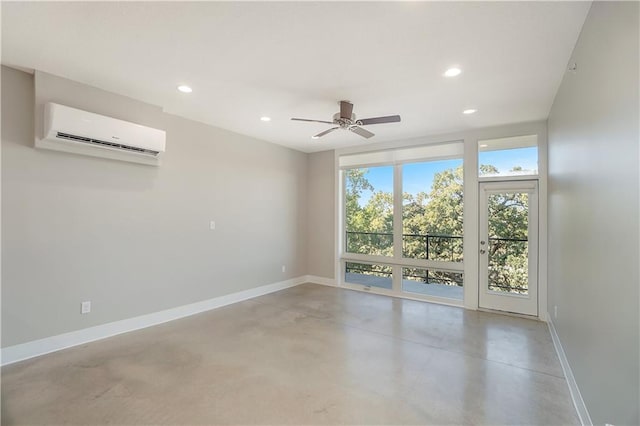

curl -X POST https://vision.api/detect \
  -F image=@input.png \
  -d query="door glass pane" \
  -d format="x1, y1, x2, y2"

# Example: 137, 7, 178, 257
478, 135, 538, 177
487, 192, 529, 294
402, 268, 463, 300
402, 160, 463, 262
345, 262, 392, 289
345, 166, 393, 256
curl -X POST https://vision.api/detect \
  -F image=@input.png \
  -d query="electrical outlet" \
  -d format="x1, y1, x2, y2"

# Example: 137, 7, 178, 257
281, 265, 286, 273
81, 301, 91, 314
554, 305, 558, 319
209, 220, 216, 230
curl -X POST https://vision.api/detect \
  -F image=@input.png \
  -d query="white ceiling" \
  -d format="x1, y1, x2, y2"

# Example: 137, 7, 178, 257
2, 2, 591, 153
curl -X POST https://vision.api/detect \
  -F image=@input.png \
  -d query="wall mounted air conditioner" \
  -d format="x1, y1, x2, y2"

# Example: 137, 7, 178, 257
37, 102, 166, 166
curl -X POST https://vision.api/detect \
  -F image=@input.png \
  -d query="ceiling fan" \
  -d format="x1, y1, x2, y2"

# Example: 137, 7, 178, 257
291, 100, 401, 139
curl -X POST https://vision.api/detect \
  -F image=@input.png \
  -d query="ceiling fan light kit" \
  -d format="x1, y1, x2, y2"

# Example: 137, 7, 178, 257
291, 100, 401, 140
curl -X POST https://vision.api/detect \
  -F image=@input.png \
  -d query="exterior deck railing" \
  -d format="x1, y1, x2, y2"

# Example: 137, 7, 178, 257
345, 231, 528, 292
345, 231, 463, 261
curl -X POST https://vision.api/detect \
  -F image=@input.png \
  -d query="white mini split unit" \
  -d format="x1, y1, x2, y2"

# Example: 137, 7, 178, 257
37, 102, 166, 166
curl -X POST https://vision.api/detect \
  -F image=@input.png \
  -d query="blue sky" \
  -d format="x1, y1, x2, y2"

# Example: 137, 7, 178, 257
354, 147, 537, 205
479, 147, 538, 175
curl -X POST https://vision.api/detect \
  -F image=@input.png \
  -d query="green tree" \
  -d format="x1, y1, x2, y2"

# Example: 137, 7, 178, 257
344, 168, 373, 232
486, 191, 529, 293
344, 168, 393, 256
402, 165, 464, 262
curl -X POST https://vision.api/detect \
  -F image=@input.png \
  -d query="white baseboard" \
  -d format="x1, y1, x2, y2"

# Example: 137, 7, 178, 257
1, 276, 306, 366
548, 315, 593, 426
304, 275, 337, 287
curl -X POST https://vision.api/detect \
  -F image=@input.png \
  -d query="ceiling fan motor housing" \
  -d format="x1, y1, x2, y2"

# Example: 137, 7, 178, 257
333, 112, 357, 128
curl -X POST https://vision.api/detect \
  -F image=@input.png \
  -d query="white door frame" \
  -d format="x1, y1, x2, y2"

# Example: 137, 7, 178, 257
478, 180, 539, 316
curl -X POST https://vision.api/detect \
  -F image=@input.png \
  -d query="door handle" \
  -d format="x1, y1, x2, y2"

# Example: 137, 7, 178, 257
480, 249, 486, 254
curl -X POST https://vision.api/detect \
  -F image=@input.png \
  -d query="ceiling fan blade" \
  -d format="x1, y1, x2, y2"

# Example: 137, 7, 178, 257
313, 127, 340, 139
291, 118, 334, 124
340, 101, 354, 119
349, 126, 375, 139
357, 115, 401, 126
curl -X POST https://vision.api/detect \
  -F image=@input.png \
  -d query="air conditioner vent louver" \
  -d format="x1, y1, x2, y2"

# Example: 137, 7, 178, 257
56, 132, 160, 156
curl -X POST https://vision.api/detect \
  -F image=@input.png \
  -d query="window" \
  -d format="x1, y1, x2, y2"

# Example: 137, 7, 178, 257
345, 262, 392, 290
402, 159, 463, 262
486, 192, 530, 294
478, 135, 538, 178
341, 142, 464, 302
344, 166, 393, 257
402, 267, 463, 300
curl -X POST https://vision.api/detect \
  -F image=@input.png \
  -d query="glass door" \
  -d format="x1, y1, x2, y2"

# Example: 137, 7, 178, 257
479, 181, 538, 316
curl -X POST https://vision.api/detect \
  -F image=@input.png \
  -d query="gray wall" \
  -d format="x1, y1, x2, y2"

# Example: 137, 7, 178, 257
306, 150, 335, 279
2, 67, 308, 347
547, 2, 639, 425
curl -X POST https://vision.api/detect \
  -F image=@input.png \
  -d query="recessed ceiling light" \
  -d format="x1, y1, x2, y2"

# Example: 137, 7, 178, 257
463, 109, 477, 114
444, 67, 462, 77
260, 116, 271, 122
177, 85, 193, 93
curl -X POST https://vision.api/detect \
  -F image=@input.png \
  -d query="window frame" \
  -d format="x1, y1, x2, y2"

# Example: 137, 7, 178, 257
333, 120, 548, 316
478, 135, 539, 179
339, 142, 465, 304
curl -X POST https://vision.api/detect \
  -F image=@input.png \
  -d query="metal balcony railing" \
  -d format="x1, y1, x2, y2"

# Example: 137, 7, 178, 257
345, 231, 463, 261
345, 231, 528, 293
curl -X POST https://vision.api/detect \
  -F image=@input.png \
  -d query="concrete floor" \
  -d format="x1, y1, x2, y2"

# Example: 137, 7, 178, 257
1, 283, 578, 425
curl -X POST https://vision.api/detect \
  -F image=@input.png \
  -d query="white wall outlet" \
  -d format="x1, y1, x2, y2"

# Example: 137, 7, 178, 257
554, 305, 558, 319
81, 301, 91, 314
209, 220, 216, 230
281, 265, 286, 273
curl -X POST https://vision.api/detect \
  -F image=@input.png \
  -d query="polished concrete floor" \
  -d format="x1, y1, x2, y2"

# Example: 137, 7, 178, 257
1, 284, 578, 425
